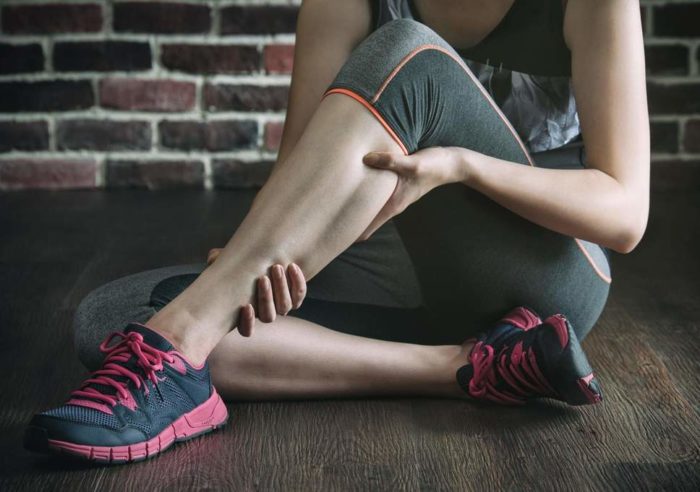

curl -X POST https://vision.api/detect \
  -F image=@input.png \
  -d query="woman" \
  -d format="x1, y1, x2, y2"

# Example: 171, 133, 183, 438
24, 0, 649, 464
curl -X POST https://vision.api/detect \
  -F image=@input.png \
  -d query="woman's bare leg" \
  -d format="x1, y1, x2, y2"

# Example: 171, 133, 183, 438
207, 315, 471, 401
147, 94, 404, 364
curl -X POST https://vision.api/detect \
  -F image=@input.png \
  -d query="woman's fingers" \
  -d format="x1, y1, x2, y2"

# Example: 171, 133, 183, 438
363, 152, 417, 176
287, 263, 307, 309
257, 276, 277, 323
247, 263, 307, 327
237, 304, 255, 337
271, 264, 293, 315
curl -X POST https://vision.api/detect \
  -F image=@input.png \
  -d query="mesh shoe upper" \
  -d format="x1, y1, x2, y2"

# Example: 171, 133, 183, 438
31, 323, 213, 446
457, 312, 602, 406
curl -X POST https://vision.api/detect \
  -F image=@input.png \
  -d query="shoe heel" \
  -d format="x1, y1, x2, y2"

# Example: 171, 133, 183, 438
174, 388, 229, 441
542, 314, 603, 406
501, 306, 542, 331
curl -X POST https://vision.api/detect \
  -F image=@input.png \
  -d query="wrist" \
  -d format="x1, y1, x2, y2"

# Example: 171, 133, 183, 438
447, 147, 478, 186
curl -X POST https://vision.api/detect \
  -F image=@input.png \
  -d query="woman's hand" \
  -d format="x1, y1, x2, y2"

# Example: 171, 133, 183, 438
207, 249, 307, 337
358, 146, 463, 241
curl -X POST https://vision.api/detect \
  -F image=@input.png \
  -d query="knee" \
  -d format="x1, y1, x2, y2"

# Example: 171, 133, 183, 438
72, 279, 153, 371
374, 18, 445, 50
72, 286, 111, 371
364, 18, 451, 64
573, 283, 610, 342
333, 18, 452, 87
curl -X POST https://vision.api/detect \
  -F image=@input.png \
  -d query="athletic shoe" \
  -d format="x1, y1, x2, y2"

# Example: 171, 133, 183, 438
457, 312, 603, 406
462, 305, 542, 349
24, 323, 228, 464
498, 305, 542, 331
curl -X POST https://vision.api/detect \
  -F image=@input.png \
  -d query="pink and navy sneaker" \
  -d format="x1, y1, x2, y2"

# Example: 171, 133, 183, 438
457, 309, 603, 406
496, 305, 542, 331
24, 323, 228, 464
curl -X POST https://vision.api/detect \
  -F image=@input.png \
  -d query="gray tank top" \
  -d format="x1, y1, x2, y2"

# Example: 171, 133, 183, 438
372, 0, 581, 154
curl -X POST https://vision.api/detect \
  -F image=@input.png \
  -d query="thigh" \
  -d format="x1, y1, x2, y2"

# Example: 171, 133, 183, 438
325, 18, 612, 340
396, 184, 611, 343
73, 260, 432, 372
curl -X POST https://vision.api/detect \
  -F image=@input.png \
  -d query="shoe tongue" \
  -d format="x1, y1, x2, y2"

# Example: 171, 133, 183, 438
123, 322, 175, 352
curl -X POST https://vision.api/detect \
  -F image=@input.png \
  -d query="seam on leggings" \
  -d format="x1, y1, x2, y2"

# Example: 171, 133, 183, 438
322, 87, 410, 155
372, 44, 535, 168
325, 44, 612, 285
574, 241, 612, 283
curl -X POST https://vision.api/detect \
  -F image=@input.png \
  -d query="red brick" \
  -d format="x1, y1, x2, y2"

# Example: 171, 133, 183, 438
100, 78, 195, 112
114, 2, 211, 34
0, 158, 97, 190
645, 45, 689, 76
683, 119, 700, 153
159, 120, 257, 151
651, 159, 700, 191
0, 81, 94, 112
220, 6, 298, 35
54, 41, 151, 72
264, 45, 294, 74
0, 121, 49, 152
212, 159, 273, 188
0, 43, 43, 74
161, 44, 259, 74
57, 120, 151, 151
204, 84, 288, 112
106, 160, 204, 189
1, 4, 102, 34
653, 4, 700, 37
264, 121, 284, 152
650, 121, 678, 154
647, 82, 700, 115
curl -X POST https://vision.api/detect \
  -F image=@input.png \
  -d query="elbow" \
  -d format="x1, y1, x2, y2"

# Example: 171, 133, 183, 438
610, 207, 649, 255
612, 231, 642, 254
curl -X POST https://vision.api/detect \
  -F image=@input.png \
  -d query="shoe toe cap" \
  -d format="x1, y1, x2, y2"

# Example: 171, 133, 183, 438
27, 411, 148, 447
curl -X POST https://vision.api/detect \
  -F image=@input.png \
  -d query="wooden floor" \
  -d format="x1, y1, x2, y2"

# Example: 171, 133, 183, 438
0, 189, 698, 491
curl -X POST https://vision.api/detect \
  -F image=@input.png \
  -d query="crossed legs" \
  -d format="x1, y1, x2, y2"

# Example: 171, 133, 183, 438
146, 92, 414, 366
72, 19, 610, 402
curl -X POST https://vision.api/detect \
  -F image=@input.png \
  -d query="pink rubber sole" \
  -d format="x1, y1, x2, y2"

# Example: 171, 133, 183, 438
577, 372, 603, 405
46, 389, 228, 464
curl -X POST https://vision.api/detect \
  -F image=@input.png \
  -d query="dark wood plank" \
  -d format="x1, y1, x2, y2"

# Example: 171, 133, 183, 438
1, 190, 699, 491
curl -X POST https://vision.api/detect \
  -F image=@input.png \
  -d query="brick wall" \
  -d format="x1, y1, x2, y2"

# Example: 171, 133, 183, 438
642, 0, 700, 190
0, 0, 698, 190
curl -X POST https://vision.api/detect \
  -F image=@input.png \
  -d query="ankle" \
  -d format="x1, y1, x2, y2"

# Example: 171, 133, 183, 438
444, 342, 474, 399
145, 304, 214, 366
414, 344, 468, 399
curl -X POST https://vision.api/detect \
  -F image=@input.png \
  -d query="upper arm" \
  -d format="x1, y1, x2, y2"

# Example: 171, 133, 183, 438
564, 0, 650, 232
276, 0, 373, 164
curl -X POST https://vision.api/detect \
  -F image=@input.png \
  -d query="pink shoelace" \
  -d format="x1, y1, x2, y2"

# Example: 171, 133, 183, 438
70, 331, 175, 407
468, 340, 558, 405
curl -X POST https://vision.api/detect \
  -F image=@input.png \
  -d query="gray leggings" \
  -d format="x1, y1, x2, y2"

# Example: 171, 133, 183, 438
74, 19, 611, 371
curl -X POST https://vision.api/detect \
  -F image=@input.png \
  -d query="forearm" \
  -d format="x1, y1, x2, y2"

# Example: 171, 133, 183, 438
451, 147, 644, 253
